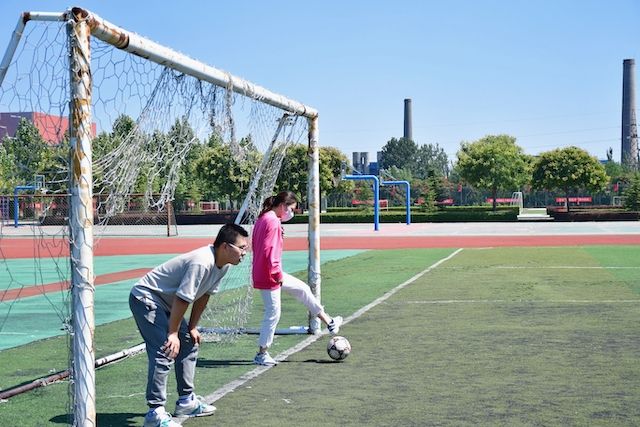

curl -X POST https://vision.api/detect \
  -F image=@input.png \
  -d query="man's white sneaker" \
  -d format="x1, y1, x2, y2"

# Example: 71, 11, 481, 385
174, 394, 216, 417
328, 316, 343, 335
253, 351, 278, 366
143, 408, 181, 427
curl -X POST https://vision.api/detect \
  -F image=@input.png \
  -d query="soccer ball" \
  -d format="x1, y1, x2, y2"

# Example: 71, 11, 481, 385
327, 336, 351, 361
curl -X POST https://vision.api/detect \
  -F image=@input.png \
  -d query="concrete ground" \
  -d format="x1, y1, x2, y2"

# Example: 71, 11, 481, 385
2, 220, 640, 238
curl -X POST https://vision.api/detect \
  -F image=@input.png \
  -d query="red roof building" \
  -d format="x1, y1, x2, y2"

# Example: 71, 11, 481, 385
0, 112, 97, 144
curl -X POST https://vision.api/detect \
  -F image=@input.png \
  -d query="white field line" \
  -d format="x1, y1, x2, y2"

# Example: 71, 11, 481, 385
202, 248, 464, 406
344, 248, 464, 322
403, 299, 640, 304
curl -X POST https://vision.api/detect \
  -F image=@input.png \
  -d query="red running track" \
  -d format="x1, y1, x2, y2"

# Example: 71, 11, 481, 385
3, 234, 639, 302
2, 234, 640, 259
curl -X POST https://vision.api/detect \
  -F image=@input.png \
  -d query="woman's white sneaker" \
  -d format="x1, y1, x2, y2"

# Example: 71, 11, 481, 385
253, 351, 278, 366
328, 316, 343, 335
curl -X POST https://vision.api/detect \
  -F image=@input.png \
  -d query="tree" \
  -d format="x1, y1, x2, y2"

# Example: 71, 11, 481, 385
93, 114, 136, 160
455, 134, 530, 210
112, 114, 136, 139
275, 144, 308, 201
2, 118, 48, 185
0, 142, 17, 193
92, 114, 139, 195
174, 139, 206, 210
153, 116, 199, 197
604, 160, 625, 182
623, 174, 640, 211
415, 143, 449, 179
603, 147, 637, 196
531, 146, 608, 212
383, 165, 412, 181
320, 146, 353, 198
93, 114, 200, 200
380, 166, 413, 206
194, 134, 261, 205
275, 143, 351, 204
0, 118, 70, 194
353, 180, 373, 204
427, 175, 450, 204
379, 137, 418, 171
38, 138, 68, 194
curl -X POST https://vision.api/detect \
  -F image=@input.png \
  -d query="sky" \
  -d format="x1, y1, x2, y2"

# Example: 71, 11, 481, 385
0, 0, 638, 164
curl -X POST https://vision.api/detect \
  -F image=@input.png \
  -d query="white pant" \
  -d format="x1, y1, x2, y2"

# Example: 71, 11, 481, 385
258, 272, 324, 349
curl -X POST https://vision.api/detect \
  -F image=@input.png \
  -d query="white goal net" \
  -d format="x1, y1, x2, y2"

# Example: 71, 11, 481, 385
0, 7, 321, 425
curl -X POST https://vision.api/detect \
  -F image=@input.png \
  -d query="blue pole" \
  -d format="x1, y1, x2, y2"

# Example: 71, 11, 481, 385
13, 189, 17, 228
404, 181, 410, 225
373, 178, 379, 231
14, 185, 36, 228
343, 174, 380, 231
381, 180, 411, 225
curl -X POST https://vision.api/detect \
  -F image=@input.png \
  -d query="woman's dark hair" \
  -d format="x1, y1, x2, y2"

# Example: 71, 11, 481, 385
259, 190, 298, 217
213, 223, 249, 248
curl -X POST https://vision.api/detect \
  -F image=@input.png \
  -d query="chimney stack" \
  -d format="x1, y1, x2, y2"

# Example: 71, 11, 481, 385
403, 98, 412, 141
622, 59, 638, 169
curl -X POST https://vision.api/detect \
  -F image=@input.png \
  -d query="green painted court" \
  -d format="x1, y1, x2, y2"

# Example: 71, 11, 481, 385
0, 249, 364, 351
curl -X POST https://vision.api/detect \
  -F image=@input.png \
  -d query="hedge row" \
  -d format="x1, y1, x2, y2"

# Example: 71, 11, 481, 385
291, 206, 519, 223
547, 206, 640, 221
327, 205, 516, 213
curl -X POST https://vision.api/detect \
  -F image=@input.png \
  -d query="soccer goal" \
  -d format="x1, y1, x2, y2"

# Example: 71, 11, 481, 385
0, 8, 321, 425
612, 196, 625, 207
510, 191, 524, 215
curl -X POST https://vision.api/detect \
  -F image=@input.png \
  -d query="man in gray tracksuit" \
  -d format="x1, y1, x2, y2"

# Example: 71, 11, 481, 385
129, 223, 249, 427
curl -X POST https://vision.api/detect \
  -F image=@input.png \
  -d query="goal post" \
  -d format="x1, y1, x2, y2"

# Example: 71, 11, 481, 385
67, 14, 96, 423
0, 7, 321, 425
511, 191, 524, 214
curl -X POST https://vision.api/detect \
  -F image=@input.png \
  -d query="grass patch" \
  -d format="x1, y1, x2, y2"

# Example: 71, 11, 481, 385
188, 246, 640, 427
3, 246, 639, 425
1, 248, 452, 426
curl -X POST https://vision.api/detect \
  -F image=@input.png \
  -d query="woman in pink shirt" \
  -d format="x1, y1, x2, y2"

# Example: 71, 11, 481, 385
252, 190, 343, 366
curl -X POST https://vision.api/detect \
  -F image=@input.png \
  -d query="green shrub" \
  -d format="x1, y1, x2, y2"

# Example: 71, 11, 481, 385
623, 174, 640, 211
291, 206, 519, 223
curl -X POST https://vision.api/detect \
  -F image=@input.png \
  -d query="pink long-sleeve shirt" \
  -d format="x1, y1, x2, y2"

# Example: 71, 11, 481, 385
251, 210, 283, 290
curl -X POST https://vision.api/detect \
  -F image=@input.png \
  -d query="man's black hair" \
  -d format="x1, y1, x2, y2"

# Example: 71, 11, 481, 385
213, 223, 249, 248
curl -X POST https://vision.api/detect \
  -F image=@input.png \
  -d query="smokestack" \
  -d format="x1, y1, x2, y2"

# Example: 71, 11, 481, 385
403, 98, 412, 141
622, 59, 638, 169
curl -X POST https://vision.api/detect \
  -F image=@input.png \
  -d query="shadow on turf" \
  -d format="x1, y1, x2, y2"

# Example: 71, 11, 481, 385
51, 412, 140, 426
301, 359, 343, 364
197, 358, 255, 367
197, 358, 340, 367
276, 359, 341, 364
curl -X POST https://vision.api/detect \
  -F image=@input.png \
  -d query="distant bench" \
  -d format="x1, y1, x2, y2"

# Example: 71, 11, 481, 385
486, 198, 517, 204
555, 197, 592, 205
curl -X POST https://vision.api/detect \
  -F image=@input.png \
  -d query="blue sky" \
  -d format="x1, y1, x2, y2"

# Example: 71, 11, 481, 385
1, 0, 638, 163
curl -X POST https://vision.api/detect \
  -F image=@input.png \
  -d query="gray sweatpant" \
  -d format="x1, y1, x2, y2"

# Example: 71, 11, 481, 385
129, 292, 198, 408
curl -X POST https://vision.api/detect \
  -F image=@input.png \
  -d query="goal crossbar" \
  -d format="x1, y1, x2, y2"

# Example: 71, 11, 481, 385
79, 8, 318, 119
1, 8, 318, 119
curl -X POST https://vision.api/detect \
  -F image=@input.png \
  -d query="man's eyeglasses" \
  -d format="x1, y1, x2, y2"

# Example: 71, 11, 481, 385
227, 242, 248, 253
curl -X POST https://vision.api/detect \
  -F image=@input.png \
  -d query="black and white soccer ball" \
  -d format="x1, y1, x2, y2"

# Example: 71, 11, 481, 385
327, 336, 351, 361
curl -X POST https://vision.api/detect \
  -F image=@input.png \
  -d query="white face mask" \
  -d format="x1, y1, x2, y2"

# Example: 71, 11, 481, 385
281, 207, 294, 222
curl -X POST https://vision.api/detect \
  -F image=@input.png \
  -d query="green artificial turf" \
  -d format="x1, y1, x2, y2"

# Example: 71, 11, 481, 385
0, 248, 450, 426
3, 246, 640, 426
